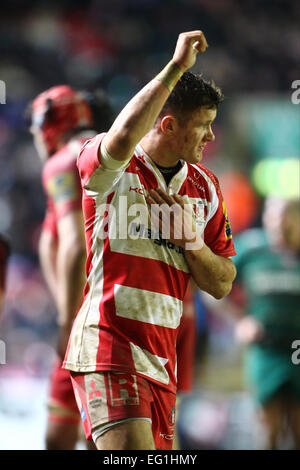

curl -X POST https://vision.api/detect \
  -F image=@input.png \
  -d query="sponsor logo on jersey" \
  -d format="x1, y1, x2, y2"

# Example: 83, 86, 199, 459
192, 200, 205, 226
47, 172, 78, 206
80, 407, 86, 422
159, 432, 174, 440
222, 200, 232, 240
129, 185, 145, 195
88, 379, 102, 401
187, 175, 206, 192
128, 222, 184, 254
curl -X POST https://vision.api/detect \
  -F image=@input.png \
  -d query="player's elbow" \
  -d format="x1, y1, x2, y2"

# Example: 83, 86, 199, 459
211, 281, 233, 300
210, 264, 237, 300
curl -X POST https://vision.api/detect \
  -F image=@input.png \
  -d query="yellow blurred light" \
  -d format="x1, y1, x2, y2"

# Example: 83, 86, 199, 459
252, 158, 300, 199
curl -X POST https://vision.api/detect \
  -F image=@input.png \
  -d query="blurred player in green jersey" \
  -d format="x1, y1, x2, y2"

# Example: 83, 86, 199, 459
233, 198, 300, 449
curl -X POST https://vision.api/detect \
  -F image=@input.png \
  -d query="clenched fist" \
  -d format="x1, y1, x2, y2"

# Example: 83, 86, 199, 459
172, 30, 208, 72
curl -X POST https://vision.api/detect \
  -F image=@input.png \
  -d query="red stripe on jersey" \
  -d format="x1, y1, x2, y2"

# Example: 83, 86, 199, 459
196, 163, 222, 199
77, 134, 102, 186
70, 373, 93, 440
126, 155, 159, 189
178, 164, 211, 200
102, 248, 189, 300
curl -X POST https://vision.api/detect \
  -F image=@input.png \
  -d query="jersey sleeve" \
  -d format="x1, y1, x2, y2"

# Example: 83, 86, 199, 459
43, 159, 82, 222
203, 173, 236, 258
77, 133, 131, 202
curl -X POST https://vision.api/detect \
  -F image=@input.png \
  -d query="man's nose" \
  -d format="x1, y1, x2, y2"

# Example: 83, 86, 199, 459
205, 126, 215, 142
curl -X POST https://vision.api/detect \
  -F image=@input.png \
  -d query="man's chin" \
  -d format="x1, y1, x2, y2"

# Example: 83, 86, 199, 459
190, 153, 203, 164
183, 151, 203, 165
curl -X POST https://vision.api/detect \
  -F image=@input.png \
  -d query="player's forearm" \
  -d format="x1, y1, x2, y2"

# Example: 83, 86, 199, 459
38, 231, 58, 300
56, 240, 86, 328
103, 61, 183, 162
185, 245, 237, 299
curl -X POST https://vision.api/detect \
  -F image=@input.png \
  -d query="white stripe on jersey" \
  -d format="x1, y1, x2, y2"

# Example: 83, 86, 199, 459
191, 164, 219, 223
129, 342, 169, 385
65, 194, 105, 368
114, 284, 182, 329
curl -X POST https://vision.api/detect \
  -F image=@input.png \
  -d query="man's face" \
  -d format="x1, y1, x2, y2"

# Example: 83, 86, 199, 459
173, 106, 217, 164
30, 125, 49, 163
281, 205, 300, 252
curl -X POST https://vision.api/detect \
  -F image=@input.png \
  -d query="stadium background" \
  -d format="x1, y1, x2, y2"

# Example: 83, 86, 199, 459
0, 0, 299, 449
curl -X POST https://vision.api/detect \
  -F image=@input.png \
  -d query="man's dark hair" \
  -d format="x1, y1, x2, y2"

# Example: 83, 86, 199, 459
62, 89, 114, 141
160, 72, 224, 120
81, 89, 115, 132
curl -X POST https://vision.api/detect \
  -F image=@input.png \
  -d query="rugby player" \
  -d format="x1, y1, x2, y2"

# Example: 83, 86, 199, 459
63, 30, 237, 450
233, 198, 300, 449
30, 86, 113, 449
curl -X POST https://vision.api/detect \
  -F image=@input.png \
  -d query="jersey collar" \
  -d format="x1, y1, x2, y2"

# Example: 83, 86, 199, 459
135, 143, 188, 194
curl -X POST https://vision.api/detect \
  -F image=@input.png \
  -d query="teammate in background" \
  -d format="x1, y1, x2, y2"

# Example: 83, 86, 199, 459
232, 198, 300, 449
30, 86, 113, 450
204, 198, 300, 449
174, 280, 198, 449
0, 234, 10, 318
177, 282, 198, 396
64, 30, 236, 450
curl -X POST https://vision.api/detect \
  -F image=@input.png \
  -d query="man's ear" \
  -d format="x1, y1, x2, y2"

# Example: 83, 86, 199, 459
160, 114, 178, 135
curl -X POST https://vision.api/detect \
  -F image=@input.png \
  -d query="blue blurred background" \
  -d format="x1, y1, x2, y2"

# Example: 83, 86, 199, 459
0, 0, 299, 450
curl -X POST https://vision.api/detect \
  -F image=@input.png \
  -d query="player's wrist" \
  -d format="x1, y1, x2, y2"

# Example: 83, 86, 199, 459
154, 60, 183, 93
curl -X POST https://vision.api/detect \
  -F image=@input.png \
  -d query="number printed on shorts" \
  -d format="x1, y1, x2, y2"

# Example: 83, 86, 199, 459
108, 373, 140, 406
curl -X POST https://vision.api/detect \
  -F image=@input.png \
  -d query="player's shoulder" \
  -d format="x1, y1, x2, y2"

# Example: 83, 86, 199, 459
76, 133, 107, 184
79, 133, 105, 157
43, 142, 79, 180
188, 163, 220, 188
186, 162, 222, 200
194, 162, 218, 178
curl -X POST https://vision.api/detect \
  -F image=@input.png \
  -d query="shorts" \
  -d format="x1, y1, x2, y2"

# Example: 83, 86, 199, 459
70, 371, 176, 450
48, 359, 80, 425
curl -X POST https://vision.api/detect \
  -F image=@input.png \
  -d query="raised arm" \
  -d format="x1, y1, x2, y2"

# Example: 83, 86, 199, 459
102, 31, 208, 163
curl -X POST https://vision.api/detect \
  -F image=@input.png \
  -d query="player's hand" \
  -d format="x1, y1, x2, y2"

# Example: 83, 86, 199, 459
146, 188, 204, 251
172, 30, 208, 72
234, 316, 265, 345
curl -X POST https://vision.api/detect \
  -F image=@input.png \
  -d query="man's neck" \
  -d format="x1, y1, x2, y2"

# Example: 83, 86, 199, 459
140, 132, 180, 168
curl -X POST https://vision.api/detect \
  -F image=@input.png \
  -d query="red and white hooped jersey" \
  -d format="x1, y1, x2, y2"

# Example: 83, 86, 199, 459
63, 133, 236, 393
